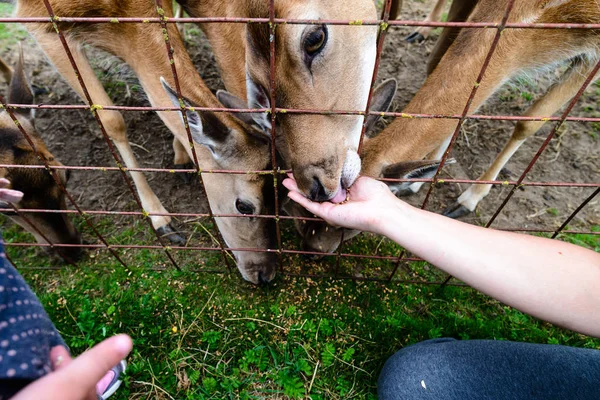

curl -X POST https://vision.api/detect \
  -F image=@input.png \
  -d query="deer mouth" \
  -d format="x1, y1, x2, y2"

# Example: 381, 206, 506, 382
329, 149, 360, 203
330, 184, 348, 204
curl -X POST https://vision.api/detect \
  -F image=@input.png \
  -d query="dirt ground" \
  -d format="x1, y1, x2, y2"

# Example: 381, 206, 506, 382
1, 0, 598, 250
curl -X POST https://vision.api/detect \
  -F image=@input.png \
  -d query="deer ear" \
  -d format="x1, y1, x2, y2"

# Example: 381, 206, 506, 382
217, 89, 271, 137
365, 79, 397, 137
246, 73, 272, 133
382, 159, 455, 196
161, 77, 231, 158
8, 45, 34, 120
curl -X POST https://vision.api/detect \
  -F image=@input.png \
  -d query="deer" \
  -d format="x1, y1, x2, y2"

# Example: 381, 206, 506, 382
16, 0, 278, 284
179, 0, 405, 205
0, 48, 83, 263
363, 0, 600, 217
290, 0, 599, 257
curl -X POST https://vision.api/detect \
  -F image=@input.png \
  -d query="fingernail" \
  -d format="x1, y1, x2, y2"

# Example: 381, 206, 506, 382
114, 334, 133, 355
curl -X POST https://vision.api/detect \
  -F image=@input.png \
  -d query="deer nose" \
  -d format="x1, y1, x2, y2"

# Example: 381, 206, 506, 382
258, 271, 271, 285
309, 177, 329, 202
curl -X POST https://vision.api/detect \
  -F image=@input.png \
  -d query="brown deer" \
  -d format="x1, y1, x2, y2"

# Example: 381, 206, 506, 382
0, 49, 82, 263
363, 0, 600, 218
180, 0, 403, 203
291, 0, 599, 256
16, 0, 277, 284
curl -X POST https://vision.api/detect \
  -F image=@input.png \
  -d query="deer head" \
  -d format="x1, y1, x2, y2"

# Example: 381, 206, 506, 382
0, 48, 82, 263
161, 79, 279, 284
281, 79, 450, 258
216, 0, 393, 204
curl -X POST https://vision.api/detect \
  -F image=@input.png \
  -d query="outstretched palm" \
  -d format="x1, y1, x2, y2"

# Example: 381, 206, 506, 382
282, 175, 401, 234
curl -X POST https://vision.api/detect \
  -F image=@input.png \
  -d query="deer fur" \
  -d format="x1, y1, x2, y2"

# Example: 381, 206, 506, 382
0, 48, 82, 263
16, 0, 277, 284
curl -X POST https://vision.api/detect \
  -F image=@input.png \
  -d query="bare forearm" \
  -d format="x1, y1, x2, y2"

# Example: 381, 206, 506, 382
379, 202, 600, 337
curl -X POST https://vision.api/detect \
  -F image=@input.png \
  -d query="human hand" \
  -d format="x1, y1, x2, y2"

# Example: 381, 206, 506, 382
0, 178, 23, 203
12, 334, 132, 400
282, 175, 404, 234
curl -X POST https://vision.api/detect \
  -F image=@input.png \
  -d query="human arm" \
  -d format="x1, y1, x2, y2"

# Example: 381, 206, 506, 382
12, 334, 132, 400
283, 176, 600, 337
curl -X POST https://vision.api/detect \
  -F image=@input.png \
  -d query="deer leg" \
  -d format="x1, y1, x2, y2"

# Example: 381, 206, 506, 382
444, 58, 597, 219
426, 0, 478, 75
173, 137, 194, 184
34, 32, 185, 244
405, 0, 447, 43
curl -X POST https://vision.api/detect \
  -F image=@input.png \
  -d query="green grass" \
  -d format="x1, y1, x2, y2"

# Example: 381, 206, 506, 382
2, 216, 599, 399
0, 4, 29, 50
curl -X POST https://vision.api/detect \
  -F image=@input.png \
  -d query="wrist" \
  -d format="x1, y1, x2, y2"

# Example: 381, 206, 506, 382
373, 198, 416, 237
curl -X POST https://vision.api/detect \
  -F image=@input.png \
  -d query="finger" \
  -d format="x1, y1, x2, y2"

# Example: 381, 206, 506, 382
282, 178, 299, 192
50, 345, 73, 371
287, 191, 325, 216
62, 334, 131, 400
0, 178, 10, 188
11, 335, 132, 400
0, 189, 23, 203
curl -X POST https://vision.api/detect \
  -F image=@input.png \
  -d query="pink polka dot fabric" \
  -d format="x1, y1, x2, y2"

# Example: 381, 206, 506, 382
0, 238, 67, 398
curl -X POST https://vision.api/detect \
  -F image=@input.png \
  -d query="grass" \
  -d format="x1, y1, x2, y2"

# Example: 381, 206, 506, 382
0, 4, 29, 50
2, 215, 599, 399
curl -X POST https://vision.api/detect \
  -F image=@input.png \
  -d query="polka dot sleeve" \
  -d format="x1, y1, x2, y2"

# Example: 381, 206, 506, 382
0, 235, 67, 397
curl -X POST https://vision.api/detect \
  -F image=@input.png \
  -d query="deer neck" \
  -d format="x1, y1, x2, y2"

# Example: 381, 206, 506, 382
178, 0, 249, 100
362, 28, 507, 177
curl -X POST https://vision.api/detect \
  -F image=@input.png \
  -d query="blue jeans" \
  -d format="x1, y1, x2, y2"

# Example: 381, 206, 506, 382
378, 338, 600, 399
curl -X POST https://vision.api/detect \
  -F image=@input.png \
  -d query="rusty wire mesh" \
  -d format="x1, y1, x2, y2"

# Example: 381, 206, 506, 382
0, 0, 598, 287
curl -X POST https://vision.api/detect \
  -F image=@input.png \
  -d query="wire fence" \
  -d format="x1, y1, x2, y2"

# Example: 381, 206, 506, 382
0, 0, 598, 286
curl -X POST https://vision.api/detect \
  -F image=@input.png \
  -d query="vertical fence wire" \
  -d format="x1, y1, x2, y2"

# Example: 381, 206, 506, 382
41, 0, 179, 270
402, 0, 517, 285
154, 0, 233, 271
269, 0, 284, 272
0, 94, 128, 269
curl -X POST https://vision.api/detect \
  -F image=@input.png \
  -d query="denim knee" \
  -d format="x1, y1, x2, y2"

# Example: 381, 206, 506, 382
377, 338, 458, 400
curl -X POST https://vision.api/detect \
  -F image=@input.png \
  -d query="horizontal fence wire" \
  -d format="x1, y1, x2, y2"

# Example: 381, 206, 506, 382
0, 5, 598, 286
3, 16, 600, 29
5, 104, 600, 124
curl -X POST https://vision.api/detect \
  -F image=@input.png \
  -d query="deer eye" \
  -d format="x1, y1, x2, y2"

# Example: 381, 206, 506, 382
303, 26, 328, 67
235, 199, 255, 215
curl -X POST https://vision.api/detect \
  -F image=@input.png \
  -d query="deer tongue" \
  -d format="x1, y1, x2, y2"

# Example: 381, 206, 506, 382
330, 187, 347, 204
